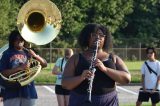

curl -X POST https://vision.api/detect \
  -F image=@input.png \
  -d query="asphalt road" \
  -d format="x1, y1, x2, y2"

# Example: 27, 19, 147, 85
0, 85, 160, 106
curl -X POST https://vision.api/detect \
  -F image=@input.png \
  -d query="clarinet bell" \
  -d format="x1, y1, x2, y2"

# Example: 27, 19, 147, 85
82, 101, 94, 106
82, 101, 91, 106
81, 96, 95, 106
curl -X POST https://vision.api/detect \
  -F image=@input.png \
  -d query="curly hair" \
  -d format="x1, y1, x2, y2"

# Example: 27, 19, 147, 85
78, 23, 113, 52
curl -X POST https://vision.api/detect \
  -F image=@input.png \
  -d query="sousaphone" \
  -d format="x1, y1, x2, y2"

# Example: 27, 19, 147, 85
17, 0, 61, 45
0, 0, 62, 86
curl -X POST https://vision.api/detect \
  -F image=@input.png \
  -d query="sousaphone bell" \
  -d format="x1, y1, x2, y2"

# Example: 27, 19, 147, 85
17, 0, 62, 45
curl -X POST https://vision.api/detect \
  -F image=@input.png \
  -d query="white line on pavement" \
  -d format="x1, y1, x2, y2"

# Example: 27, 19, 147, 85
117, 86, 138, 95
43, 85, 138, 96
43, 86, 55, 94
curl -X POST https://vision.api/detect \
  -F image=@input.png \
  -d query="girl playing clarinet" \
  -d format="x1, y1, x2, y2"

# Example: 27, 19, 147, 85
62, 23, 131, 106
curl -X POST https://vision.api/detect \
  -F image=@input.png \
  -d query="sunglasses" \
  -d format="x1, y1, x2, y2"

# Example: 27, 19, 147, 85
147, 52, 154, 54
14, 37, 24, 41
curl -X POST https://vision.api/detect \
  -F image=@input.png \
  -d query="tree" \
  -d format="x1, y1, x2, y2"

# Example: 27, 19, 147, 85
75, 0, 133, 33
0, 0, 20, 47
49, 0, 84, 48
49, 0, 134, 48
115, 0, 160, 47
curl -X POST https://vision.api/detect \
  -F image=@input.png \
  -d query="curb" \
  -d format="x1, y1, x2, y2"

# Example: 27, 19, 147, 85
117, 83, 141, 86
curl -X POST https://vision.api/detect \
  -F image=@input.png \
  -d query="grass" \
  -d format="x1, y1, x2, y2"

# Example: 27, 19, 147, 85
120, 103, 158, 106
125, 61, 143, 83
34, 63, 56, 85
125, 61, 143, 71
34, 61, 144, 84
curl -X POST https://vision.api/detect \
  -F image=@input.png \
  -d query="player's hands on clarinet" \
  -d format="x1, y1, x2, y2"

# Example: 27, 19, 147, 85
81, 70, 94, 80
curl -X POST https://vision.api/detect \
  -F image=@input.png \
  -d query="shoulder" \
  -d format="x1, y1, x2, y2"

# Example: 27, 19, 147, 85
109, 53, 129, 72
67, 53, 79, 66
1, 49, 11, 58
155, 60, 160, 65
141, 62, 146, 68
69, 53, 79, 61
3, 49, 10, 54
109, 53, 119, 64
108, 53, 124, 65
56, 57, 63, 62
55, 57, 63, 65
156, 60, 160, 63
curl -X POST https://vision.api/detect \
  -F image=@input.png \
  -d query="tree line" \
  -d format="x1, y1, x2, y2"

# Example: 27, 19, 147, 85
0, 0, 159, 48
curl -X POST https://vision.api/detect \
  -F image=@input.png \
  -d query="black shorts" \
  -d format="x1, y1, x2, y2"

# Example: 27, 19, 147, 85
55, 85, 70, 95
137, 88, 160, 104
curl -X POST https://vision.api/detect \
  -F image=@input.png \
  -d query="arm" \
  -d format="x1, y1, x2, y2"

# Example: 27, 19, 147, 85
140, 63, 146, 91
62, 54, 92, 90
0, 50, 31, 77
62, 54, 83, 90
142, 74, 146, 91
95, 55, 131, 84
52, 64, 62, 75
1, 63, 29, 77
156, 62, 160, 90
28, 49, 47, 68
155, 75, 160, 90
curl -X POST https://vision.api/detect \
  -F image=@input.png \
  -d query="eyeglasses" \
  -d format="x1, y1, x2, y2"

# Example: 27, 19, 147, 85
147, 52, 154, 54
91, 33, 106, 38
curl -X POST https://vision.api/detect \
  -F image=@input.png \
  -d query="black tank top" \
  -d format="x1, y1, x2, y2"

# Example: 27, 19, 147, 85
73, 53, 116, 95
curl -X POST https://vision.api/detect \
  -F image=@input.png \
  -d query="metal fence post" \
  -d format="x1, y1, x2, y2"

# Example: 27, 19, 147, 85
139, 43, 141, 61
50, 42, 52, 70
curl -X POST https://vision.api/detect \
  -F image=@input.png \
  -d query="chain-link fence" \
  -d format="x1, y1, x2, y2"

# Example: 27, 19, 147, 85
35, 47, 160, 63
113, 48, 160, 61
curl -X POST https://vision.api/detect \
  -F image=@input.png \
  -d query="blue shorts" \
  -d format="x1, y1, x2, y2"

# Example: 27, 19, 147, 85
69, 90, 119, 106
55, 85, 70, 95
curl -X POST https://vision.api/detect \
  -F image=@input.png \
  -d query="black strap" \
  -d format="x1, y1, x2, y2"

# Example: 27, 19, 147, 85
60, 58, 64, 72
145, 61, 157, 76
108, 54, 114, 61
108, 53, 117, 70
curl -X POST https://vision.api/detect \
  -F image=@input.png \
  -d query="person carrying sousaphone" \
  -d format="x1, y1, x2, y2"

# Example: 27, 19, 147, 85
136, 47, 160, 106
0, 30, 47, 106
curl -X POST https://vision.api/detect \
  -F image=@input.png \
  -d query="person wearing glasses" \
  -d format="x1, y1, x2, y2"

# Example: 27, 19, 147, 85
136, 47, 160, 106
52, 48, 73, 106
62, 23, 131, 106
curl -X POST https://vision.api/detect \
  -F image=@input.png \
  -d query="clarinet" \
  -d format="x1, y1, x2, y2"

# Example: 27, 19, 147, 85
86, 38, 99, 103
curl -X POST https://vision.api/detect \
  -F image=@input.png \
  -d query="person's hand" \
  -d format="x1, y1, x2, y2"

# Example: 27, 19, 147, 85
0, 97, 3, 102
143, 88, 146, 92
151, 89, 156, 94
81, 70, 93, 80
17, 62, 30, 71
57, 75, 62, 79
94, 59, 107, 72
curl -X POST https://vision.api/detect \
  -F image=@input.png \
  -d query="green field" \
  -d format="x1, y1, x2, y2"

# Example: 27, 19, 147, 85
125, 61, 143, 83
120, 103, 157, 106
34, 61, 144, 84
34, 63, 55, 85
